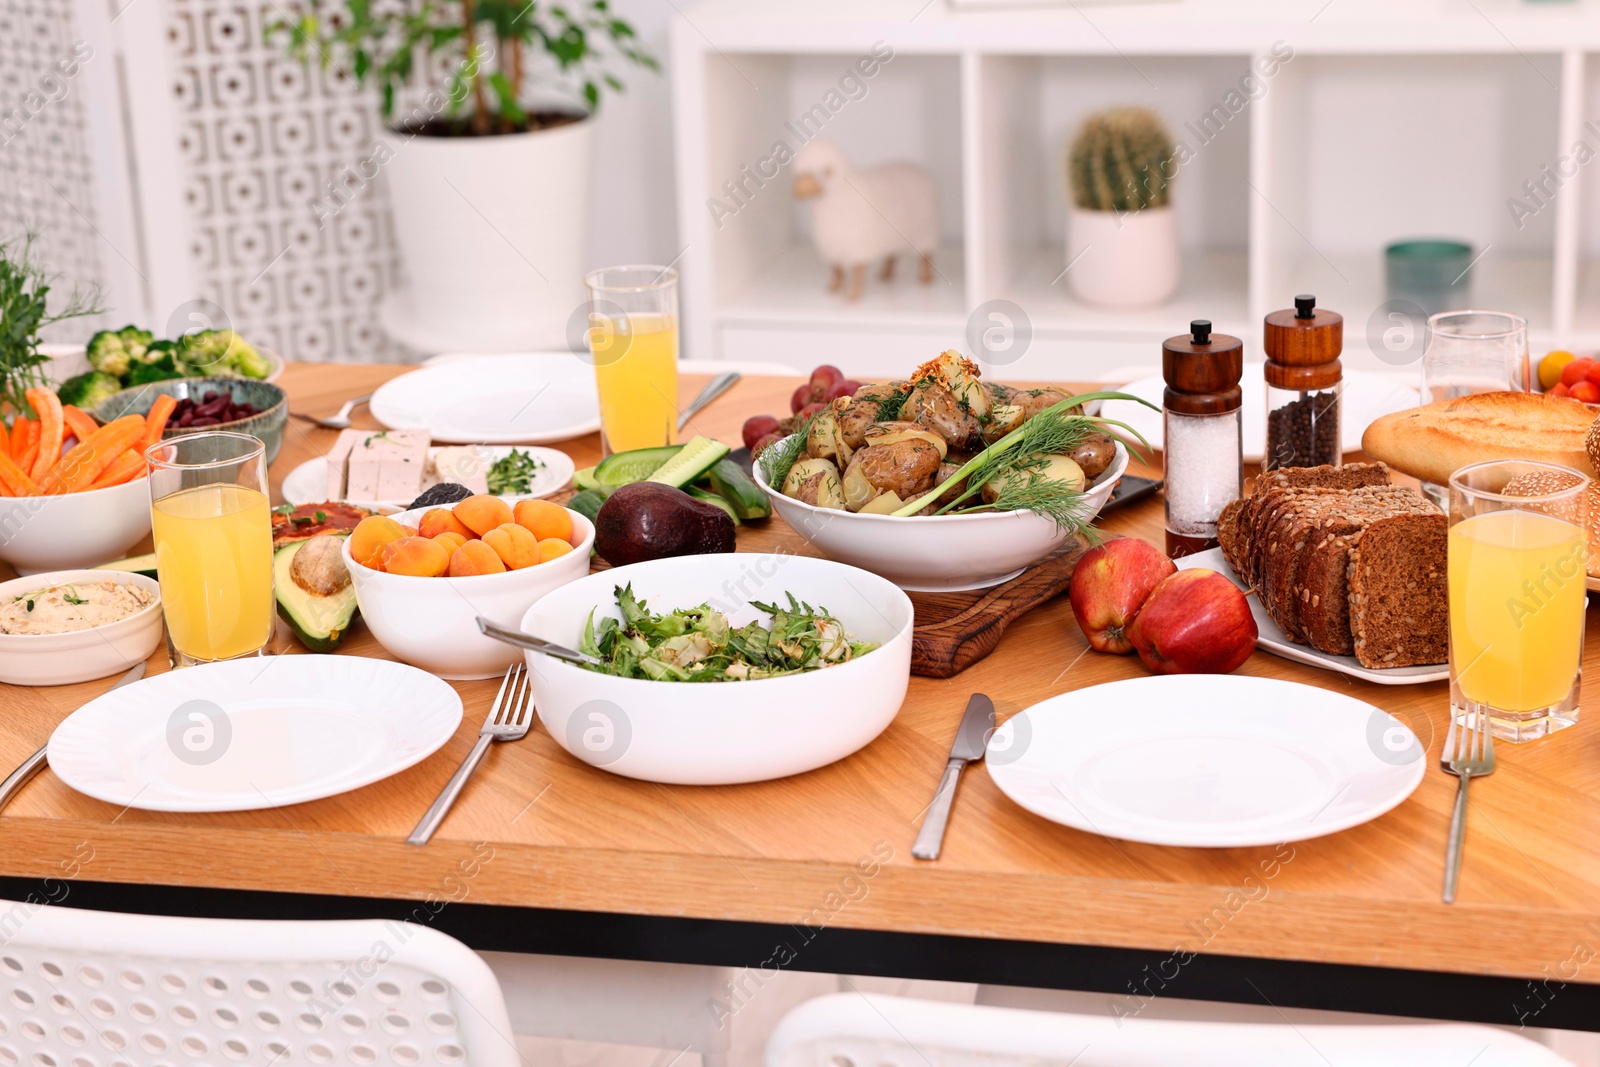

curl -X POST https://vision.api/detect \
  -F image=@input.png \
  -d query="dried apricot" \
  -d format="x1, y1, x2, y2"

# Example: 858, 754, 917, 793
482, 522, 540, 570
448, 539, 506, 577
349, 515, 407, 569
380, 536, 450, 578
419, 507, 472, 540
454, 494, 514, 536
513, 499, 574, 543
536, 538, 574, 563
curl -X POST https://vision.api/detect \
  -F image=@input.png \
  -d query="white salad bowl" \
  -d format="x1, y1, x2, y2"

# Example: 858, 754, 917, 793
754, 439, 1129, 592
0, 477, 153, 575
342, 499, 595, 680
0, 569, 162, 686
517, 553, 914, 785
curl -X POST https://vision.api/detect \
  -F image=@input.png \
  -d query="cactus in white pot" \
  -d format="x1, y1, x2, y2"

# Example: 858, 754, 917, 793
1064, 108, 1180, 308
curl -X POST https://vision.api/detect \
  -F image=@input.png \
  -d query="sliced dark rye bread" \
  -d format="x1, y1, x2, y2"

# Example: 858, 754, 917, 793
1260, 462, 1391, 492
1219, 465, 1394, 590
1217, 497, 1251, 578
1348, 512, 1449, 669
1290, 491, 1440, 653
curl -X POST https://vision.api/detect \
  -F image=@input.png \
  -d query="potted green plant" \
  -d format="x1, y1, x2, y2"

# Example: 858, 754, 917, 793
1064, 108, 1179, 308
271, 2, 657, 351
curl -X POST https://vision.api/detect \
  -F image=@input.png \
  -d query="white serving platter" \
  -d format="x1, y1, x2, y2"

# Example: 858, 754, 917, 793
369, 352, 601, 444
1174, 547, 1449, 685
280, 444, 574, 511
986, 674, 1427, 848
48, 656, 462, 812
1099, 365, 1418, 462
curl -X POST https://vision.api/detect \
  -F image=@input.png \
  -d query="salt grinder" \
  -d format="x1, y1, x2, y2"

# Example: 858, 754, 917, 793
1162, 319, 1244, 558
1263, 294, 1343, 470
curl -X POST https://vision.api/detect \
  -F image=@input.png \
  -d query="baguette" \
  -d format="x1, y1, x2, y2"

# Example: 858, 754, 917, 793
1362, 391, 1596, 486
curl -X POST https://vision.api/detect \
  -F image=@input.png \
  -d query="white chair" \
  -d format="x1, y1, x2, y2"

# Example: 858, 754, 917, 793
766, 992, 1574, 1067
0, 903, 736, 1067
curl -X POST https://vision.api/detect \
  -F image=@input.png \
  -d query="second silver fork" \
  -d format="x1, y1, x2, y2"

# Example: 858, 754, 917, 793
1441, 709, 1496, 903
408, 663, 533, 846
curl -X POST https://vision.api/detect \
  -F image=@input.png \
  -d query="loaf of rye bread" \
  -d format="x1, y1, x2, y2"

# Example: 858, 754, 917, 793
1348, 513, 1449, 668
1217, 463, 1391, 583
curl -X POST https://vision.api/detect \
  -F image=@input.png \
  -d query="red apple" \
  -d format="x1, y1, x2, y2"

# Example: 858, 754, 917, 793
742, 414, 781, 450
1068, 538, 1176, 654
1128, 568, 1257, 675
823, 378, 862, 403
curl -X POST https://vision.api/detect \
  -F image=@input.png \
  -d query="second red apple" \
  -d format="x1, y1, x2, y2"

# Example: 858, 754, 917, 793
1067, 537, 1176, 654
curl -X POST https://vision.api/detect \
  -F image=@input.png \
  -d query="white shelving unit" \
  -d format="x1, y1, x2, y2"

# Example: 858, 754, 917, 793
671, 0, 1600, 378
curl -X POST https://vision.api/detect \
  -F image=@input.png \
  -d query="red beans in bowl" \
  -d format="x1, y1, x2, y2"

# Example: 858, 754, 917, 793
170, 390, 259, 428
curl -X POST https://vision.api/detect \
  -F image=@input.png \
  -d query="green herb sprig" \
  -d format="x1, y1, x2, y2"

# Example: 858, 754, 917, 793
487, 448, 543, 495
757, 412, 820, 491
0, 235, 102, 416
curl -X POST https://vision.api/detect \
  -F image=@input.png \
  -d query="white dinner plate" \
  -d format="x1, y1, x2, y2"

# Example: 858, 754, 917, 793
1099, 365, 1418, 462
986, 674, 1426, 847
1174, 547, 1449, 685
48, 656, 462, 812
280, 444, 575, 511
370, 352, 601, 444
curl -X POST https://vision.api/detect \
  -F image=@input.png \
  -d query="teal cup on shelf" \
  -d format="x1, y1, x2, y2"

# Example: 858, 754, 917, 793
1385, 239, 1474, 316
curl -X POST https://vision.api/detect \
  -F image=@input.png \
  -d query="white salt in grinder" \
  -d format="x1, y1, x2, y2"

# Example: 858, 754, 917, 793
1161, 319, 1244, 559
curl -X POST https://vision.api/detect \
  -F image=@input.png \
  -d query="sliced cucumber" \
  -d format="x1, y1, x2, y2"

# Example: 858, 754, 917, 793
567, 489, 605, 524
685, 485, 741, 524
96, 553, 159, 579
572, 466, 602, 492
704, 457, 770, 520
644, 437, 730, 489
592, 445, 682, 491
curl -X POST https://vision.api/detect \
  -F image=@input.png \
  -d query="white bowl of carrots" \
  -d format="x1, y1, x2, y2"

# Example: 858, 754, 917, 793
0, 386, 171, 575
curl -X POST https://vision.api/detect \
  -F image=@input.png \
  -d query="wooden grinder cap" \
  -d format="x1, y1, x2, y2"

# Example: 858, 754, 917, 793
1163, 320, 1243, 416
1264, 294, 1343, 390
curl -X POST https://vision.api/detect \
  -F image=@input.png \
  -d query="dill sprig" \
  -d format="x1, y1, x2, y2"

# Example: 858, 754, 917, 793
757, 411, 819, 490
0, 235, 102, 417
933, 411, 1091, 515
873, 387, 909, 422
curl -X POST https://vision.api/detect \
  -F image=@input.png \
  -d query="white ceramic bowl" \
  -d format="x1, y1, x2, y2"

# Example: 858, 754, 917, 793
754, 440, 1129, 591
0, 569, 162, 685
342, 498, 595, 680
0, 478, 154, 575
518, 553, 914, 785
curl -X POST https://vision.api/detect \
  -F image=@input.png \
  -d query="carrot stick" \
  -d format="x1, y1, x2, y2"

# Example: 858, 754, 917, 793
61, 405, 98, 445
0, 419, 10, 459
15, 443, 38, 479
141, 394, 178, 452
40, 414, 145, 494
12, 416, 36, 458
0, 450, 38, 495
86, 449, 146, 490
26, 389, 64, 483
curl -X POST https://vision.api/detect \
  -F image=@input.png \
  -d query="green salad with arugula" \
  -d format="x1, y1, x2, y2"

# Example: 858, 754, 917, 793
580, 584, 877, 682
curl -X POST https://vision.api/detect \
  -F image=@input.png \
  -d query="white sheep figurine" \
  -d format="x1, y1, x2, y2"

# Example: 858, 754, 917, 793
791, 139, 939, 302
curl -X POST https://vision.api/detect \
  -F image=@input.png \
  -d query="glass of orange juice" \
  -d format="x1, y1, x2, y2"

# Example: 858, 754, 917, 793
1448, 459, 1588, 743
147, 431, 275, 667
583, 266, 679, 454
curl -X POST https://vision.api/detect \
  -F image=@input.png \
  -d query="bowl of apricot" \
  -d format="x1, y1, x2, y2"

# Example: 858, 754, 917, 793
341, 493, 595, 680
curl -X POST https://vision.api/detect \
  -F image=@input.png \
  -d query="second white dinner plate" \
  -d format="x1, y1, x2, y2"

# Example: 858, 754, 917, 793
370, 352, 601, 444
1099, 364, 1417, 462
48, 656, 462, 812
1174, 547, 1450, 685
986, 674, 1426, 847
280, 444, 575, 511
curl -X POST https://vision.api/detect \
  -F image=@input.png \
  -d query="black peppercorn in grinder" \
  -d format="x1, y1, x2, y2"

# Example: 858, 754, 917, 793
1262, 294, 1343, 471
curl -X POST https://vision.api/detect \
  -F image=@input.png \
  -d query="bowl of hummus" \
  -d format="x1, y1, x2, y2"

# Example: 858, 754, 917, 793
0, 569, 162, 686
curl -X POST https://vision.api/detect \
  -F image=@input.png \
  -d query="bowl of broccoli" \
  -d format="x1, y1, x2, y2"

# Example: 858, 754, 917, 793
49, 326, 281, 411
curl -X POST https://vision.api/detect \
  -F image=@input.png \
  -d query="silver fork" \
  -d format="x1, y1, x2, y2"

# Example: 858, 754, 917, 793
1441, 709, 1496, 903
290, 392, 373, 430
407, 663, 533, 845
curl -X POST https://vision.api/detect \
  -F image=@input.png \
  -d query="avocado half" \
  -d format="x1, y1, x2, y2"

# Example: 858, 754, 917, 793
273, 534, 358, 653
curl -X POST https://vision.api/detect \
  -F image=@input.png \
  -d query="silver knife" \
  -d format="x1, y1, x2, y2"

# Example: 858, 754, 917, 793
912, 693, 995, 861
677, 372, 740, 431
0, 660, 146, 816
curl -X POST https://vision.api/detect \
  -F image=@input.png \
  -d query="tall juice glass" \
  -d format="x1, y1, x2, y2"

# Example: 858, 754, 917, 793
147, 431, 275, 667
584, 266, 679, 454
1448, 459, 1587, 743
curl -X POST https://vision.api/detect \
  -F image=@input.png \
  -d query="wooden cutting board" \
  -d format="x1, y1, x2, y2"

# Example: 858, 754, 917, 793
908, 534, 1102, 678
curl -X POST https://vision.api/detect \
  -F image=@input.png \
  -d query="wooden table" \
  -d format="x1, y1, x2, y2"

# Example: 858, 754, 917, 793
3, 362, 1599, 1031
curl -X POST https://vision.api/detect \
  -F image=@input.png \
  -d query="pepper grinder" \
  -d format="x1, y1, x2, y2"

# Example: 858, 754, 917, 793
1263, 294, 1343, 471
1162, 319, 1244, 558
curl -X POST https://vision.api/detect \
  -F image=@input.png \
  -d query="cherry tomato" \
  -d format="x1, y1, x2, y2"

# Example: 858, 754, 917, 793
742, 415, 781, 451
1559, 357, 1594, 387
1549, 382, 1572, 398
1569, 380, 1600, 404
1583, 361, 1600, 387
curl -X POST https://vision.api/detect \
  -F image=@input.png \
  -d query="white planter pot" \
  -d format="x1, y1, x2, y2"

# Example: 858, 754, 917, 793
379, 117, 593, 353
1065, 205, 1180, 309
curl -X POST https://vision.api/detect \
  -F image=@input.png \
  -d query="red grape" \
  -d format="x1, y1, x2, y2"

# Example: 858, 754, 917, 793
790, 383, 814, 413
797, 401, 826, 420
809, 365, 844, 393
822, 378, 861, 403
751, 431, 784, 457
742, 414, 781, 451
